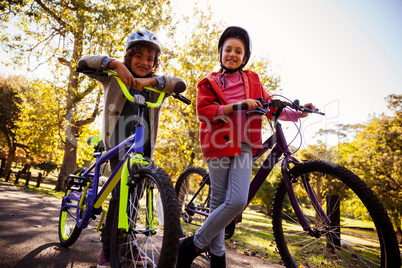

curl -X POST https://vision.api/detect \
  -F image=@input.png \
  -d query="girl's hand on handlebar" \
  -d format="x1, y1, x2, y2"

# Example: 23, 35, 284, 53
223, 99, 262, 115
241, 99, 262, 111
299, 103, 316, 118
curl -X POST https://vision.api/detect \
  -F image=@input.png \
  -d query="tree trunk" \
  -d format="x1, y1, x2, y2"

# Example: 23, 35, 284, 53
265, 205, 271, 216
55, 26, 83, 192
188, 151, 195, 168
397, 227, 402, 244
326, 194, 341, 250
55, 122, 78, 191
2, 145, 16, 177
315, 175, 323, 226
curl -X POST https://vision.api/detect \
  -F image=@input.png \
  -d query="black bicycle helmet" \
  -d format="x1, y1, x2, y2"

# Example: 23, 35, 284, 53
218, 26, 252, 73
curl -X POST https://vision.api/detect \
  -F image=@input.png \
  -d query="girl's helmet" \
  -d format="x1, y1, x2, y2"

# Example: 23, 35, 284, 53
126, 29, 162, 53
218, 26, 252, 72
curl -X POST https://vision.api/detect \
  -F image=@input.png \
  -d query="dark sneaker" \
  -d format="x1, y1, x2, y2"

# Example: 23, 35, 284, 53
176, 236, 201, 268
210, 253, 226, 268
122, 245, 152, 266
97, 251, 111, 268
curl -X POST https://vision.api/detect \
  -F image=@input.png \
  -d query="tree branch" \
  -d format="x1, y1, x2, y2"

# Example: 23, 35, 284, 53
58, 57, 72, 71
33, 0, 70, 30
76, 89, 101, 128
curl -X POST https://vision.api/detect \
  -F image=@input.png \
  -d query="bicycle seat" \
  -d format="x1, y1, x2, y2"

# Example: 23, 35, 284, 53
87, 135, 105, 152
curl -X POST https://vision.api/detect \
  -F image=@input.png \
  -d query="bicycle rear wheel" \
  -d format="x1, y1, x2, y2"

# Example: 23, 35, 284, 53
175, 166, 210, 238
272, 160, 400, 268
58, 167, 86, 247
110, 165, 179, 268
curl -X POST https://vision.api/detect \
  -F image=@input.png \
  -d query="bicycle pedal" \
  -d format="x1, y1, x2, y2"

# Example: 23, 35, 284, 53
66, 175, 91, 190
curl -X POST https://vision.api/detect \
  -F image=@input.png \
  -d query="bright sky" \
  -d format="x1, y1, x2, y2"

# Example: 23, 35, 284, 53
2, 0, 401, 147
176, 0, 402, 146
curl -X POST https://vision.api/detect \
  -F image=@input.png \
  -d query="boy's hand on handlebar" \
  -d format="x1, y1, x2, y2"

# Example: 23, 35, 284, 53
108, 60, 133, 86
108, 60, 157, 91
131, 78, 158, 91
300, 103, 316, 118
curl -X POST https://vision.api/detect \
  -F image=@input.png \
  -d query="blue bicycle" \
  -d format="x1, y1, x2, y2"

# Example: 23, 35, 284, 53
58, 68, 190, 267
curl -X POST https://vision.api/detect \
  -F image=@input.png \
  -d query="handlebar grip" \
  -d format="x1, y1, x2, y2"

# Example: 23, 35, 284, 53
76, 67, 108, 76
173, 93, 191, 105
270, 99, 284, 108
175, 81, 187, 93
233, 103, 249, 110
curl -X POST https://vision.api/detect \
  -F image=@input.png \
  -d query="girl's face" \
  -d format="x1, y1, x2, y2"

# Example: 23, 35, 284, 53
221, 37, 246, 70
130, 47, 156, 77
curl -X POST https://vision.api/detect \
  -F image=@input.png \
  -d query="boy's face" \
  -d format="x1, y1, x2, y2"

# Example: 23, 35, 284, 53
221, 37, 246, 70
130, 47, 156, 77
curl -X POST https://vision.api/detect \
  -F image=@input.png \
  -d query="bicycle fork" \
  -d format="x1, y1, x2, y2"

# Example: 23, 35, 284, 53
275, 122, 331, 235
118, 153, 154, 233
282, 156, 331, 235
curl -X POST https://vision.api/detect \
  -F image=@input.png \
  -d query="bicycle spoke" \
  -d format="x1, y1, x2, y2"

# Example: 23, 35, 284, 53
111, 166, 179, 267
272, 160, 400, 267
175, 167, 210, 238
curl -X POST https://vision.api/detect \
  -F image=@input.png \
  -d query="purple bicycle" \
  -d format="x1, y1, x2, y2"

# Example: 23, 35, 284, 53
175, 97, 400, 268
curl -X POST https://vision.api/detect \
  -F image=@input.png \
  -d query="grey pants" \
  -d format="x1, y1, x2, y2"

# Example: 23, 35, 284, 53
194, 143, 253, 256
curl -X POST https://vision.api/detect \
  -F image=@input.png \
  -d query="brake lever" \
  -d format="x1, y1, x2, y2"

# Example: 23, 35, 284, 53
299, 104, 326, 116
246, 107, 269, 115
311, 109, 325, 116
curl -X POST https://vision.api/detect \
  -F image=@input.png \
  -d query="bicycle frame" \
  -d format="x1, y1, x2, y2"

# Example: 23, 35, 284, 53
184, 120, 332, 233
61, 70, 165, 232
246, 122, 331, 231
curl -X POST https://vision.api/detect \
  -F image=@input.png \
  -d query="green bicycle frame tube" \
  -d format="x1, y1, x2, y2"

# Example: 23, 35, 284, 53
148, 181, 154, 230
118, 158, 130, 231
93, 158, 127, 209
104, 70, 165, 107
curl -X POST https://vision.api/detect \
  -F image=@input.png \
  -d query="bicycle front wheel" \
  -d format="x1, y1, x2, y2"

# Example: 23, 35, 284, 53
272, 160, 400, 268
58, 167, 86, 247
110, 165, 179, 268
175, 166, 210, 238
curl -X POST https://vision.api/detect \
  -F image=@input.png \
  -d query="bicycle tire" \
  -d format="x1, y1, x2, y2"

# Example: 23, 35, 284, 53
175, 166, 238, 240
175, 166, 210, 238
110, 165, 179, 268
272, 160, 401, 268
58, 167, 86, 247
224, 219, 236, 240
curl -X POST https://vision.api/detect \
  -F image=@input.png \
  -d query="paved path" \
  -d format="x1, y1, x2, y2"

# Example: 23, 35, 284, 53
0, 183, 283, 267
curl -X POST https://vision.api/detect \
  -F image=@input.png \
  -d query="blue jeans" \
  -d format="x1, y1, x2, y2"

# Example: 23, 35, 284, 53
193, 143, 253, 256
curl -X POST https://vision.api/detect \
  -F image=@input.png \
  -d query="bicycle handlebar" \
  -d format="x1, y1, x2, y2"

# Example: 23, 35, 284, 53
172, 92, 191, 105
232, 98, 325, 116
271, 99, 325, 116
76, 67, 191, 107
233, 103, 249, 111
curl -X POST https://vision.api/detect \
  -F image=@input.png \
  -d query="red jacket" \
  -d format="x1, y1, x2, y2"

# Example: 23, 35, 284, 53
197, 70, 272, 161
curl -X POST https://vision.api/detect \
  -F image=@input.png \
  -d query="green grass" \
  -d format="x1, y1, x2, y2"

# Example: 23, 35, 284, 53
178, 207, 283, 263
224, 208, 283, 264
0, 170, 65, 199
181, 205, 398, 266
4, 172, 400, 266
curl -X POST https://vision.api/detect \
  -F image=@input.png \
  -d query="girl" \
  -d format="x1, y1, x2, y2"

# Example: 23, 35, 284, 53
78, 29, 186, 268
176, 26, 314, 268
